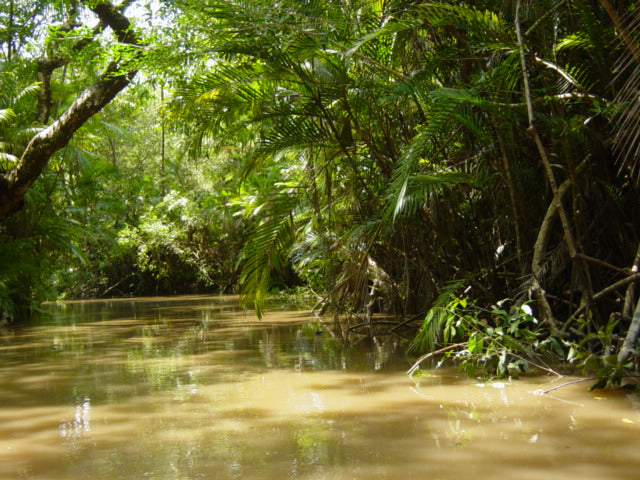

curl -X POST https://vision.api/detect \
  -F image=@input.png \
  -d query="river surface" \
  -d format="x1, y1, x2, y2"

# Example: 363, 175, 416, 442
0, 296, 639, 480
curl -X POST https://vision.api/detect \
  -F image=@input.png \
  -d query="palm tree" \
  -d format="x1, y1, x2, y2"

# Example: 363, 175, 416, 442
170, 0, 640, 365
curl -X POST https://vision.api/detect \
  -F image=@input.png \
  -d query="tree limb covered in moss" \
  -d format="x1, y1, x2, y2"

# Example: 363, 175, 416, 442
0, 1, 142, 220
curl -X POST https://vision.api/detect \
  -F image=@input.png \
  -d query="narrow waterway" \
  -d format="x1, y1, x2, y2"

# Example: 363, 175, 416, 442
0, 296, 638, 480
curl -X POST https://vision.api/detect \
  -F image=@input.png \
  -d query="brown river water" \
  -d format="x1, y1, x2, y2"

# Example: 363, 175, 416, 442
0, 295, 639, 480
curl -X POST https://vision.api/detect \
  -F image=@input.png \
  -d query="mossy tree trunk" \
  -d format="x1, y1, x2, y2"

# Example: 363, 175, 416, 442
0, 2, 142, 220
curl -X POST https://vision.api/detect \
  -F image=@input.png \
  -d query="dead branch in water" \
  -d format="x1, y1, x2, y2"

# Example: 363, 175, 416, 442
532, 378, 596, 395
407, 342, 468, 376
533, 375, 640, 396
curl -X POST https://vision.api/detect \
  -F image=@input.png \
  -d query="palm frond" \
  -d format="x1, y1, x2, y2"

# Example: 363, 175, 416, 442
0, 152, 19, 171
409, 279, 465, 354
345, 15, 421, 59
386, 86, 489, 223
609, 7, 640, 180
0, 108, 16, 124
11, 126, 44, 144
418, 2, 511, 50
239, 190, 301, 318
11, 84, 39, 106
555, 32, 594, 52
259, 117, 332, 155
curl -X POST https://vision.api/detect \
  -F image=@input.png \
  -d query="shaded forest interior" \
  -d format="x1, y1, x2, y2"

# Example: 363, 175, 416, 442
2, 0, 640, 382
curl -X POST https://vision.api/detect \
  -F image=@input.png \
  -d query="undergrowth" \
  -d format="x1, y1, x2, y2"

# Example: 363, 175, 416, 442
408, 292, 590, 380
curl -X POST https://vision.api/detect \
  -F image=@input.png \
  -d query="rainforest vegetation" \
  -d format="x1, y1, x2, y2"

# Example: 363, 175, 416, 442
1, 0, 640, 383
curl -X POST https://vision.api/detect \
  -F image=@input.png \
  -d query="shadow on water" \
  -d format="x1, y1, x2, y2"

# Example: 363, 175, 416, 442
0, 295, 639, 480
0, 296, 404, 408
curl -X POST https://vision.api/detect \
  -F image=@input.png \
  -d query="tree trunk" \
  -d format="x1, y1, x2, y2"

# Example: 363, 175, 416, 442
618, 296, 640, 364
0, 2, 142, 220
623, 243, 640, 318
515, 0, 595, 328
7, 0, 14, 61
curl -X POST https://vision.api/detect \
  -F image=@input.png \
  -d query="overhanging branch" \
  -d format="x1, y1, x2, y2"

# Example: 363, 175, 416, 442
0, 1, 144, 220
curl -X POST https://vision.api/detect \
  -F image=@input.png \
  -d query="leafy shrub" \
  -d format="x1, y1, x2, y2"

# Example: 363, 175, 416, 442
410, 293, 565, 378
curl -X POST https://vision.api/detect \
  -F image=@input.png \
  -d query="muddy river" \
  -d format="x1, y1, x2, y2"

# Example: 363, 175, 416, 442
0, 295, 638, 479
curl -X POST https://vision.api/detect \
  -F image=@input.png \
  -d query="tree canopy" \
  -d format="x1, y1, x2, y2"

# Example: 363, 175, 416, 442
0, 1, 145, 218
2, 0, 640, 382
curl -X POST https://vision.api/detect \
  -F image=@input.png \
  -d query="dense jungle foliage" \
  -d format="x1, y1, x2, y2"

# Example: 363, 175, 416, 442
1, 0, 640, 382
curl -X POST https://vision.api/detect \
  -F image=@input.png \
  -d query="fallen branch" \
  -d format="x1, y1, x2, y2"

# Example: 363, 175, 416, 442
407, 342, 467, 376
533, 375, 640, 396
532, 377, 595, 395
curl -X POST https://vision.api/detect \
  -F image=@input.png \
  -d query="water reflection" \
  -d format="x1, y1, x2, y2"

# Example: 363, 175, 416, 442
59, 395, 91, 439
0, 296, 638, 480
